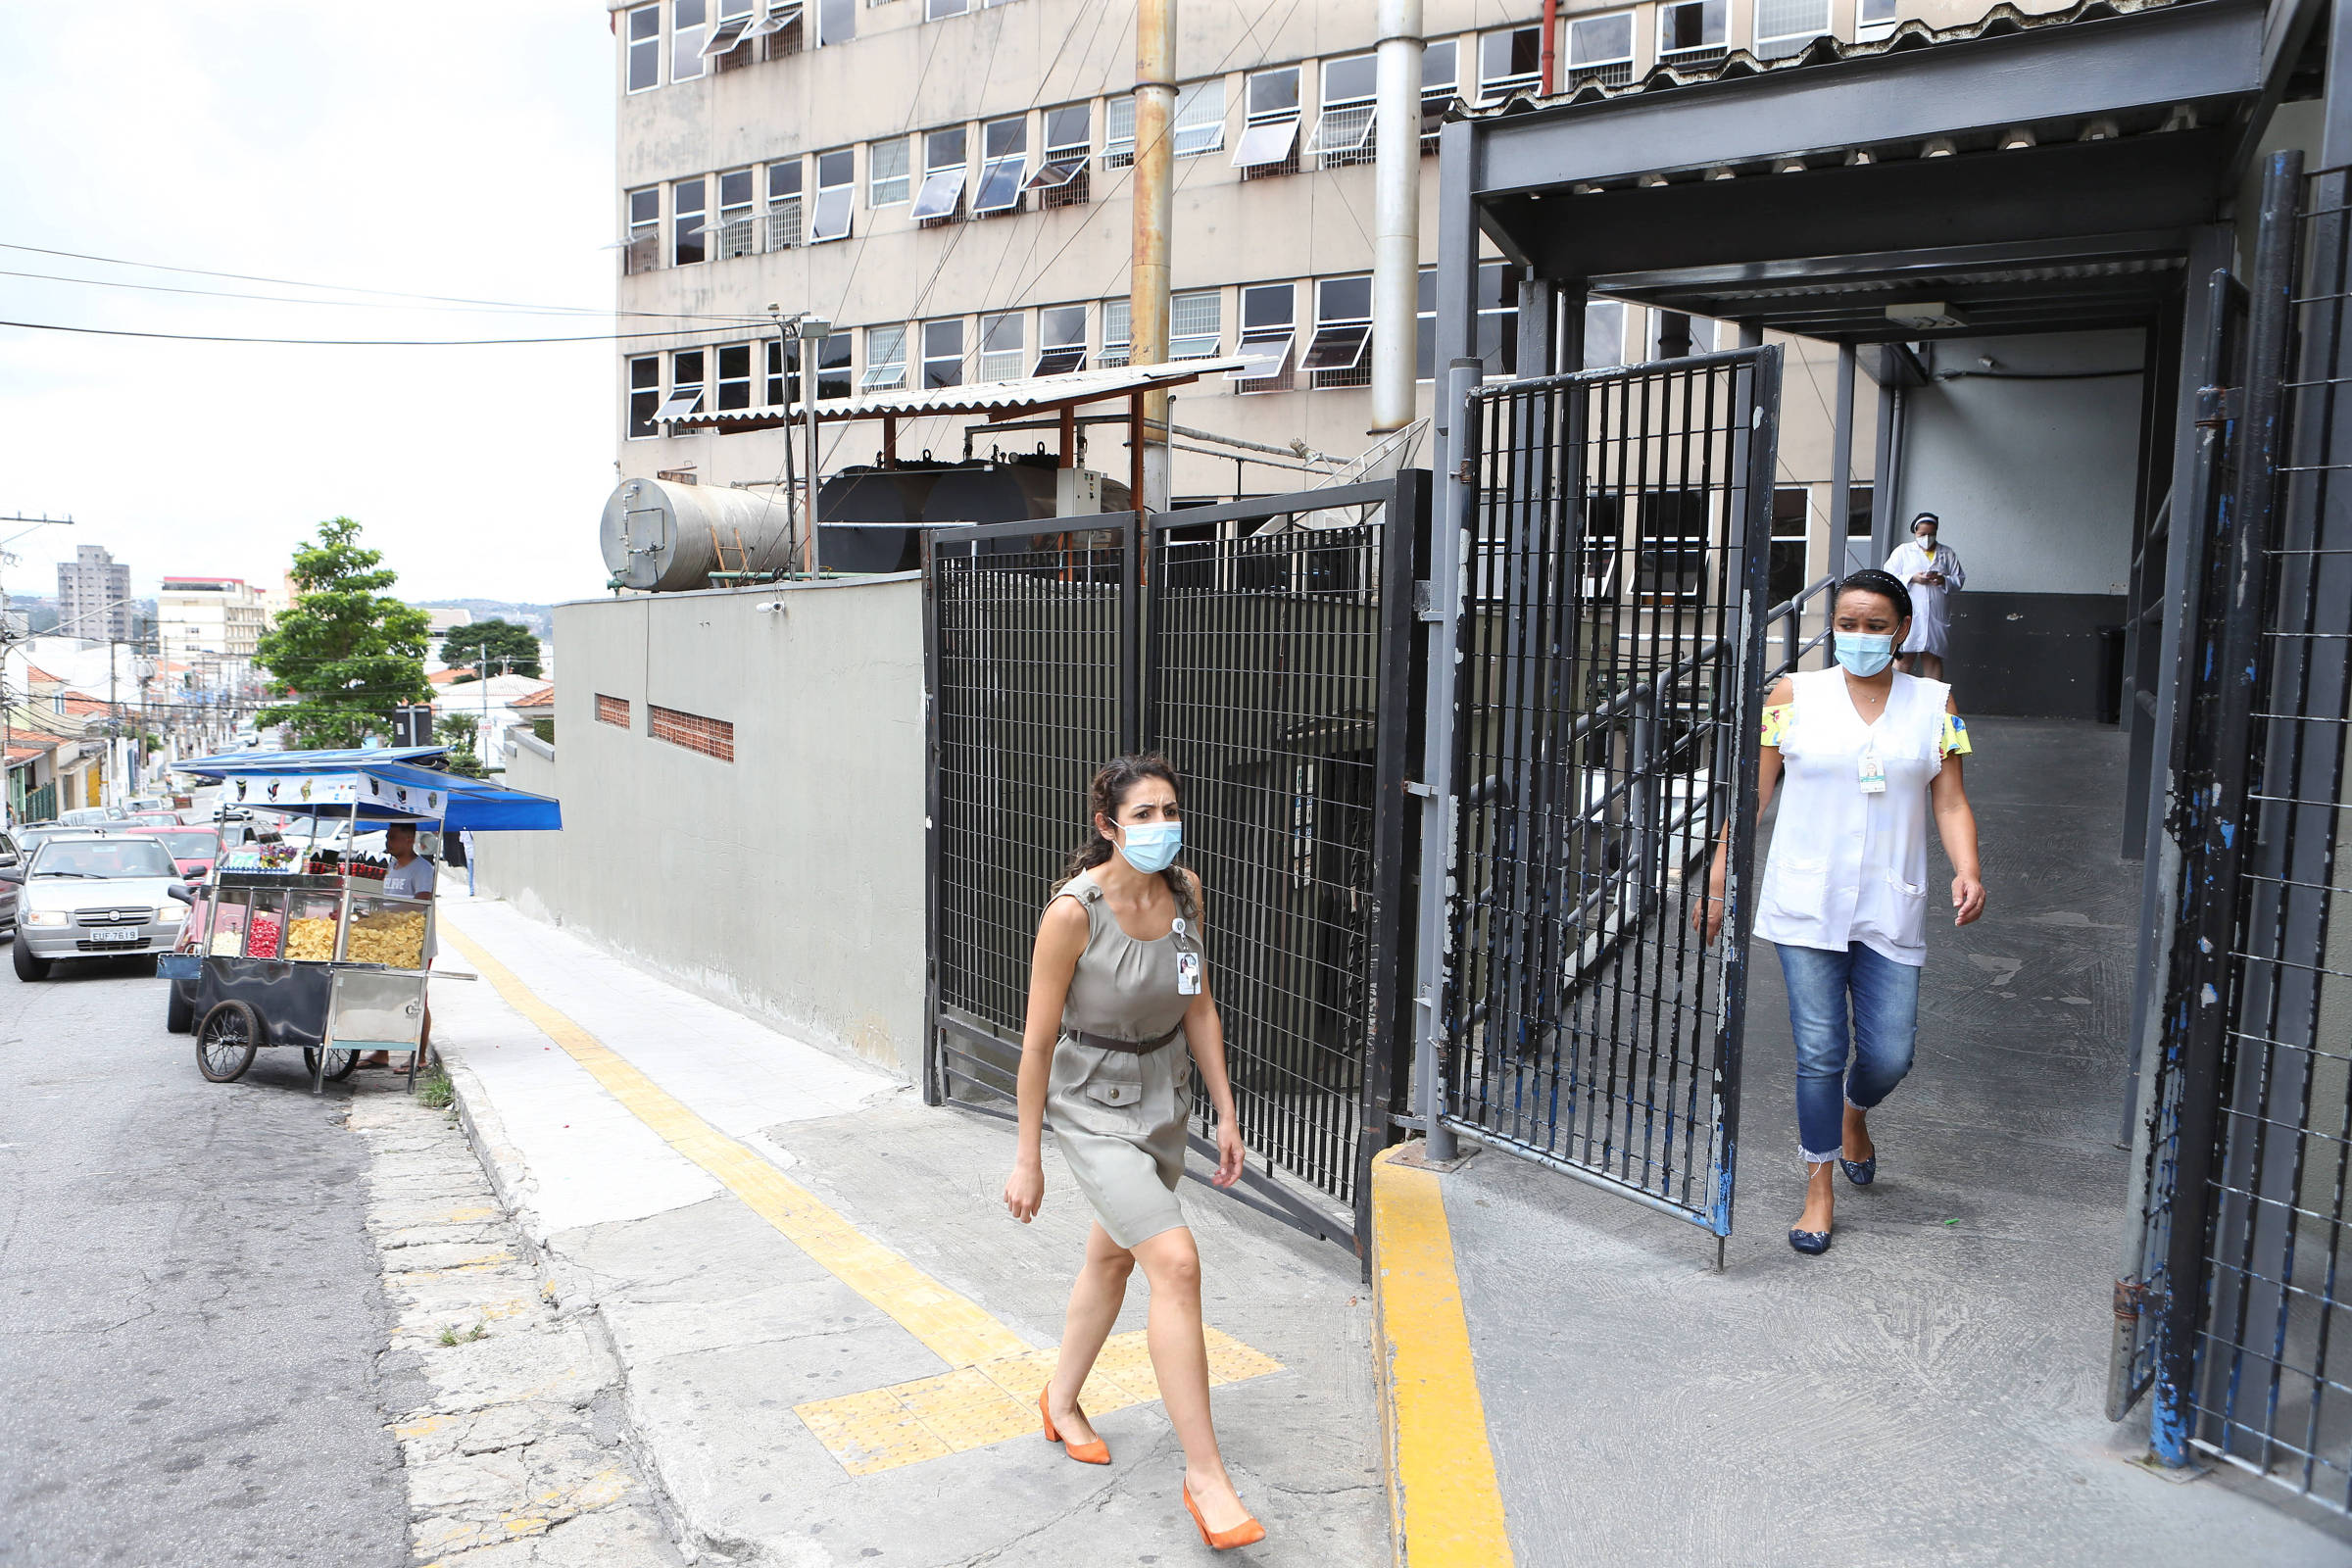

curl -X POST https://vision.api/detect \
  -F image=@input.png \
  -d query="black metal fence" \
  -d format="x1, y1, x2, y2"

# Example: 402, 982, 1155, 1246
925, 514, 1136, 1102
922, 477, 1423, 1249
2119, 151, 2352, 1515
1148, 479, 1423, 1244
1438, 350, 1781, 1236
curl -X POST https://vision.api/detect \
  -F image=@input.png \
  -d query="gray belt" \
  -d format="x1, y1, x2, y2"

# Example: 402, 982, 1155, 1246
1064, 1022, 1183, 1055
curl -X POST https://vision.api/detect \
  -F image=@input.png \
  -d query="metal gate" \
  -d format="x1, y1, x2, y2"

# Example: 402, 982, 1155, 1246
2113, 150, 2352, 1513
1432, 348, 1783, 1239
922, 475, 1424, 1249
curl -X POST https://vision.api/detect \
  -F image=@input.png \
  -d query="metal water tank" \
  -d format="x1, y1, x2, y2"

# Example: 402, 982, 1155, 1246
599, 477, 798, 592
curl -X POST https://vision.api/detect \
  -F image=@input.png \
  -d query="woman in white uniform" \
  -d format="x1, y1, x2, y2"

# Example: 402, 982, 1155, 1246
1002, 754, 1263, 1550
1694, 569, 1985, 1254
1884, 512, 1966, 679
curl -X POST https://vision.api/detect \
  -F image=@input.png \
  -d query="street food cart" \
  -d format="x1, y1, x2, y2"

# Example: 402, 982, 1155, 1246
161, 747, 562, 1093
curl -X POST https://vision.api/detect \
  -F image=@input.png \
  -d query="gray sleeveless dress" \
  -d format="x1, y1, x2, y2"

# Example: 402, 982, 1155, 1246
1046, 870, 1200, 1249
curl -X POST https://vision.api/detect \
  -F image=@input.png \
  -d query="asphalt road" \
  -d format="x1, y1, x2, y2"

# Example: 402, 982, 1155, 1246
0, 948, 411, 1568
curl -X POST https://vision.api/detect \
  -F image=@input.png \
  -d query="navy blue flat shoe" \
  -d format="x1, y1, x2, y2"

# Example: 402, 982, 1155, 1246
1788, 1227, 1833, 1255
1839, 1155, 1877, 1187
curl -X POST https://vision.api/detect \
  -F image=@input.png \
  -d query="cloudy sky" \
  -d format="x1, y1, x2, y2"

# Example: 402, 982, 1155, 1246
0, 3, 620, 608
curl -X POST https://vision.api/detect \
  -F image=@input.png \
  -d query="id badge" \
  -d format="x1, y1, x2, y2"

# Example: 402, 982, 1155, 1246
1858, 749, 1886, 796
1176, 949, 1202, 996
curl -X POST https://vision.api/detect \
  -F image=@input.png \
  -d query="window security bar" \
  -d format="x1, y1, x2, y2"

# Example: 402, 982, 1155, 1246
765, 195, 803, 250
1305, 104, 1375, 159
910, 167, 966, 221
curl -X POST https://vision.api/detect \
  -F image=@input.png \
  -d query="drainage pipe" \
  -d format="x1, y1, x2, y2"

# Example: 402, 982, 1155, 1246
1371, 0, 1424, 432
1131, 0, 1175, 509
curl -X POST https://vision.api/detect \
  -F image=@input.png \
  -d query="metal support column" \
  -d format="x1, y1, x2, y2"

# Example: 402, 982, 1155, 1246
1829, 343, 1856, 600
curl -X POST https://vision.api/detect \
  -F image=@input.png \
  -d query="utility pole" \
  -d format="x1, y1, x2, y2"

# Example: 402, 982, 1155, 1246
1371, 0, 1424, 432
1131, 0, 1175, 511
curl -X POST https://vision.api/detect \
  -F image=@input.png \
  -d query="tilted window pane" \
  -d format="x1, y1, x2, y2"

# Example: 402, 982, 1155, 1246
808, 183, 852, 241
910, 168, 966, 220
1231, 118, 1298, 169
973, 157, 1024, 213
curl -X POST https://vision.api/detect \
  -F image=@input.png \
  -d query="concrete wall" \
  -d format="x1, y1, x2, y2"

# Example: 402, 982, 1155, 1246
473, 574, 927, 1082
1892, 328, 2144, 716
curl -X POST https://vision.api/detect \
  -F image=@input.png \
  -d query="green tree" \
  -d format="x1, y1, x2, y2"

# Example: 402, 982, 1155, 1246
435, 713, 486, 778
440, 618, 542, 680
256, 517, 432, 749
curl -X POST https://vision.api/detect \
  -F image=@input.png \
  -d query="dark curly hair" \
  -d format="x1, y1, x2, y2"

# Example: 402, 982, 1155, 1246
1054, 752, 1196, 918
1835, 567, 1914, 625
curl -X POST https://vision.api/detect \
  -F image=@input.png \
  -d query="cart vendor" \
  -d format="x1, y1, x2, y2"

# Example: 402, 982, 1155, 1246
361, 822, 436, 1071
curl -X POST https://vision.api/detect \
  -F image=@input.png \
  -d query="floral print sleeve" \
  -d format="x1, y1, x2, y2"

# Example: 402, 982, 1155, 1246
1940, 712, 1973, 758
1761, 704, 1793, 750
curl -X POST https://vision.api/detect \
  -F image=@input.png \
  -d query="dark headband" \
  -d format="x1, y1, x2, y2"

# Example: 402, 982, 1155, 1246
1837, 567, 1914, 623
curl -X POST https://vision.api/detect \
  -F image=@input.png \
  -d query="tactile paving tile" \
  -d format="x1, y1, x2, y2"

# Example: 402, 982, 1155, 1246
795, 1331, 1286, 1477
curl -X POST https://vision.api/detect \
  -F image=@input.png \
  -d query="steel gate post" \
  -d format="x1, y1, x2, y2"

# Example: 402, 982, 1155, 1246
1415, 360, 1484, 1161
2152, 152, 2302, 1465
1120, 513, 1144, 757
920, 526, 946, 1106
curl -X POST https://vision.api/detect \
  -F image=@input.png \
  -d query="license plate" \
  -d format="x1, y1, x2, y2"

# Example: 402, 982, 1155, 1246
87, 928, 142, 946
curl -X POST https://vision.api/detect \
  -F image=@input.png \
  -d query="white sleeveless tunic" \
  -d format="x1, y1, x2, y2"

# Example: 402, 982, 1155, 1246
1754, 667, 1949, 966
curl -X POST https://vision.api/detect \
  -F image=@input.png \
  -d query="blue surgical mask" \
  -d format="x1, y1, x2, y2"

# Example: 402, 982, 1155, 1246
1119, 821, 1182, 874
1835, 632, 1895, 677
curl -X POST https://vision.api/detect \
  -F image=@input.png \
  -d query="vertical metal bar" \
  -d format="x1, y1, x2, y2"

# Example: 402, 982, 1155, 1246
1829, 341, 1856, 619
1120, 511, 1143, 756
921, 527, 946, 1105
2155, 165, 2300, 1464
1417, 362, 1482, 1160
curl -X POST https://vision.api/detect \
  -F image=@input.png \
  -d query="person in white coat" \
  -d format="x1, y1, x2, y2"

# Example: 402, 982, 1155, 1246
1884, 513, 1966, 679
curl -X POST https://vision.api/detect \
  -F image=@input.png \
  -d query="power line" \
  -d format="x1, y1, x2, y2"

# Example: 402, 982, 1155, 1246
0, 318, 753, 347
0, 239, 697, 319
0, 265, 764, 323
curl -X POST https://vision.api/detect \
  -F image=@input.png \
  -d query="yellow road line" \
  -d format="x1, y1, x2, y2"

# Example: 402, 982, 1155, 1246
1371, 1146, 1514, 1568
441, 922, 1028, 1368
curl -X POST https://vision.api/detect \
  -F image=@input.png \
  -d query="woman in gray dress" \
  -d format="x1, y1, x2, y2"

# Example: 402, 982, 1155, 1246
1002, 754, 1262, 1550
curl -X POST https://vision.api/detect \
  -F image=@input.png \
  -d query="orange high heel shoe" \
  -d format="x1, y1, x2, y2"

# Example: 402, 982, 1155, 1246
1183, 1485, 1266, 1550
1039, 1386, 1109, 1465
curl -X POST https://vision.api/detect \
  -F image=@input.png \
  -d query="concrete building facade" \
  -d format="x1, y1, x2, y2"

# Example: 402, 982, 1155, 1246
56, 545, 131, 643
157, 576, 271, 691
602, 0, 2048, 598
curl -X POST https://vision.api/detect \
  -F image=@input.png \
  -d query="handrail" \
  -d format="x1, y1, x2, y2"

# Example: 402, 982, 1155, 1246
1766, 573, 1838, 682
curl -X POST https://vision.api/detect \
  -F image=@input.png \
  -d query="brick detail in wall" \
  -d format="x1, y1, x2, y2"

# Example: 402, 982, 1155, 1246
649, 704, 734, 762
596, 694, 630, 728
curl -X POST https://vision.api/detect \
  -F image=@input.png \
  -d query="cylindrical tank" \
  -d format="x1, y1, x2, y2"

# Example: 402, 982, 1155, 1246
599, 477, 800, 592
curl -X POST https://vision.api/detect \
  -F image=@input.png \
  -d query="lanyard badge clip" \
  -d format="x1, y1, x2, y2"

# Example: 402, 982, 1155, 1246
1858, 747, 1886, 796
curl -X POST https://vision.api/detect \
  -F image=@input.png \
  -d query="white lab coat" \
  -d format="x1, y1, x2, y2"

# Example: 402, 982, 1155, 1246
1884, 540, 1966, 655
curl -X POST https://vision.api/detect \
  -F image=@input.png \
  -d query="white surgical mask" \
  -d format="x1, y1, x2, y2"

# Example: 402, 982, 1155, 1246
1835, 632, 1895, 677
1119, 821, 1182, 874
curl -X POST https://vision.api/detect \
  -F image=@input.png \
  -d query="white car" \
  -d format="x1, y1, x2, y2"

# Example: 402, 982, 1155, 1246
5, 834, 187, 980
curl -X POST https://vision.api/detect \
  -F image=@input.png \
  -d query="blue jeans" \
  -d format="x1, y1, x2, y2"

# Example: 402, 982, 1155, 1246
1775, 943, 1920, 1162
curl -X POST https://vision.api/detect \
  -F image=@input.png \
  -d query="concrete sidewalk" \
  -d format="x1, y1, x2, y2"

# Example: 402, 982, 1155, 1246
1371, 718, 2352, 1567
426, 892, 1384, 1567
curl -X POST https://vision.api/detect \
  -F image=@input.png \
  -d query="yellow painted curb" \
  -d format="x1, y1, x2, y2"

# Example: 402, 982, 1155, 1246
1370, 1144, 1514, 1568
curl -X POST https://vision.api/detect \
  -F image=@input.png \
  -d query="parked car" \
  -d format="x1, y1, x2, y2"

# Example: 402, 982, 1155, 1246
0, 829, 24, 936
4, 835, 187, 979
58, 806, 126, 827
126, 809, 185, 827
129, 826, 223, 883
15, 823, 100, 852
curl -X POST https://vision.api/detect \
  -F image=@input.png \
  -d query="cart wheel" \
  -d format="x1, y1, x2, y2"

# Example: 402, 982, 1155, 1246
165, 980, 194, 1034
195, 1001, 260, 1083
304, 1048, 361, 1083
